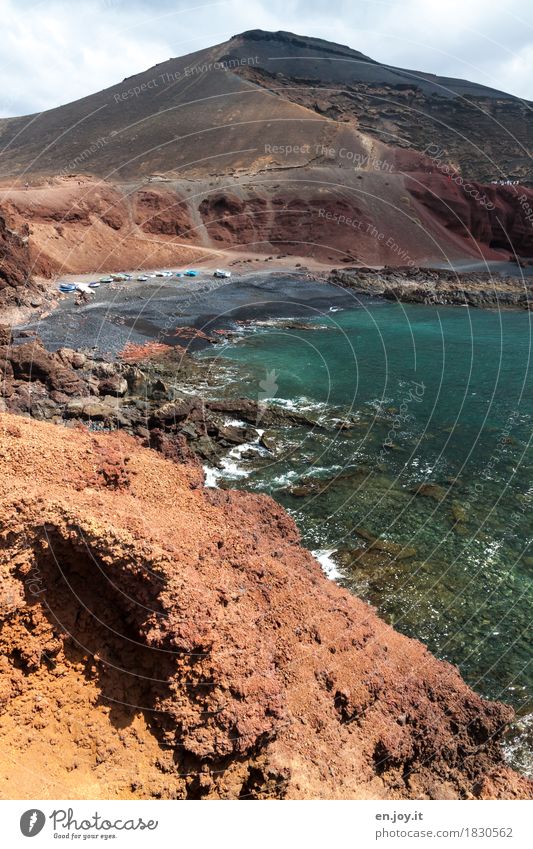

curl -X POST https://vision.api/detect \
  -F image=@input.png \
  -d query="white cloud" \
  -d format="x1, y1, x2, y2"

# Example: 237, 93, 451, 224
0, 0, 531, 116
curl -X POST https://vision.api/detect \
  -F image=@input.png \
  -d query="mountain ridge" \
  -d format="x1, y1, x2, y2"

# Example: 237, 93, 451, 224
0, 28, 531, 310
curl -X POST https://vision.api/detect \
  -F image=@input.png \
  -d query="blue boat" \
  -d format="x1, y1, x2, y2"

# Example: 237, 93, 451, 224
58, 283, 76, 293
185, 270, 198, 277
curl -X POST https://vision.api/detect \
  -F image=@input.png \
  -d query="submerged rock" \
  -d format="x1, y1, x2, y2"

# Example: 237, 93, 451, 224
354, 527, 417, 559
410, 482, 448, 502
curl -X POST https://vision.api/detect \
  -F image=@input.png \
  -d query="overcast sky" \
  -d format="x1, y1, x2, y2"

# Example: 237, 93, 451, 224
1, 0, 532, 116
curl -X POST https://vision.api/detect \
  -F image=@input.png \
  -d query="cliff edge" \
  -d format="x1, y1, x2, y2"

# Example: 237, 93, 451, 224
0, 413, 530, 800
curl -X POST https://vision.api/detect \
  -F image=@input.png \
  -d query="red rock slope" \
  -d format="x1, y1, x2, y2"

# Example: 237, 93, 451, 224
0, 413, 530, 800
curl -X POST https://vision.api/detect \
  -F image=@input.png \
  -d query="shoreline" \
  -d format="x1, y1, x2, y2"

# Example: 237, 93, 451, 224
8, 256, 532, 335
330, 265, 533, 310
1, 306, 532, 789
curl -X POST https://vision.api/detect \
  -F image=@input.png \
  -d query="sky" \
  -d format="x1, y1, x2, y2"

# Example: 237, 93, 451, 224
1, 0, 532, 116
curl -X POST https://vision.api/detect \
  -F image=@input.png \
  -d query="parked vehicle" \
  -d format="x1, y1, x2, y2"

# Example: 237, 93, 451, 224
137, 275, 148, 282
214, 269, 231, 278
185, 270, 198, 277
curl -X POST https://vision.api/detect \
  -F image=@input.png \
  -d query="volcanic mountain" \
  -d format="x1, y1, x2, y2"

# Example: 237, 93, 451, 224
0, 29, 532, 305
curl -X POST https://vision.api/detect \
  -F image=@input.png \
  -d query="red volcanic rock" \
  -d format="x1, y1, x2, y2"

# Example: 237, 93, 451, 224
0, 324, 13, 346
120, 341, 175, 362
0, 413, 530, 800
199, 192, 269, 245
8, 340, 88, 396
406, 173, 533, 258
135, 189, 194, 237
0, 213, 48, 308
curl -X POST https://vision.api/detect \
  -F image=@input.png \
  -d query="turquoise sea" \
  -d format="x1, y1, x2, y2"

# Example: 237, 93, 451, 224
200, 300, 532, 767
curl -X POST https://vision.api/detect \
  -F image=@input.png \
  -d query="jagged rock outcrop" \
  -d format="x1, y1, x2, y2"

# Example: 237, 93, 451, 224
330, 266, 533, 308
0, 212, 48, 310
0, 413, 531, 799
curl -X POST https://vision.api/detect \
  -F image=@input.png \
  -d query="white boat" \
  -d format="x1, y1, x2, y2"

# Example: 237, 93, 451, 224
137, 275, 148, 282
214, 269, 231, 278
76, 282, 95, 295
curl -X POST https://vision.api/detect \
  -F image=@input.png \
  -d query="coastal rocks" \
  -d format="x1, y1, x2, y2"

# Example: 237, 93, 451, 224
149, 398, 199, 427
1, 334, 327, 467
8, 341, 88, 397
97, 375, 129, 398
64, 397, 129, 426
0, 414, 530, 800
259, 430, 279, 452
330, 267, 533, 310
206, 398, 321, 429
55, 347, 86, 369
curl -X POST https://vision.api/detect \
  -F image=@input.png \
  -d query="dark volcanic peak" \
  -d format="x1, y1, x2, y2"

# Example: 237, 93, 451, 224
232, 28, 371, 60
0, 28, 529, 184
230, 28, 519, 100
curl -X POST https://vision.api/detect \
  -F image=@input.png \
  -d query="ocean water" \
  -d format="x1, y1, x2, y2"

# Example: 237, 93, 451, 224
199, 301, 533, 743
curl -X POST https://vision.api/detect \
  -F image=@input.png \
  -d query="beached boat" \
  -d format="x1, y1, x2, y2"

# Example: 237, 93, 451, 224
99, 276, 113, 283
137, 275, 148, 282
88, 281, 100, 288
185, 270, 198, 277
214, 269, 231, 278
76, 283, 95, 295
58, 283, 77, 293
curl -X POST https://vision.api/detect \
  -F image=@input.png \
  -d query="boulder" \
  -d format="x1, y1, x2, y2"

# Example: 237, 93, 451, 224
0, 325, 13, 346
98, 376, 128, 397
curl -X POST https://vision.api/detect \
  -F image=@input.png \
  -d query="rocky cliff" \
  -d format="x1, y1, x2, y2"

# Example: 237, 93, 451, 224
0, 412, 531, 800
0, 211, 49, 310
